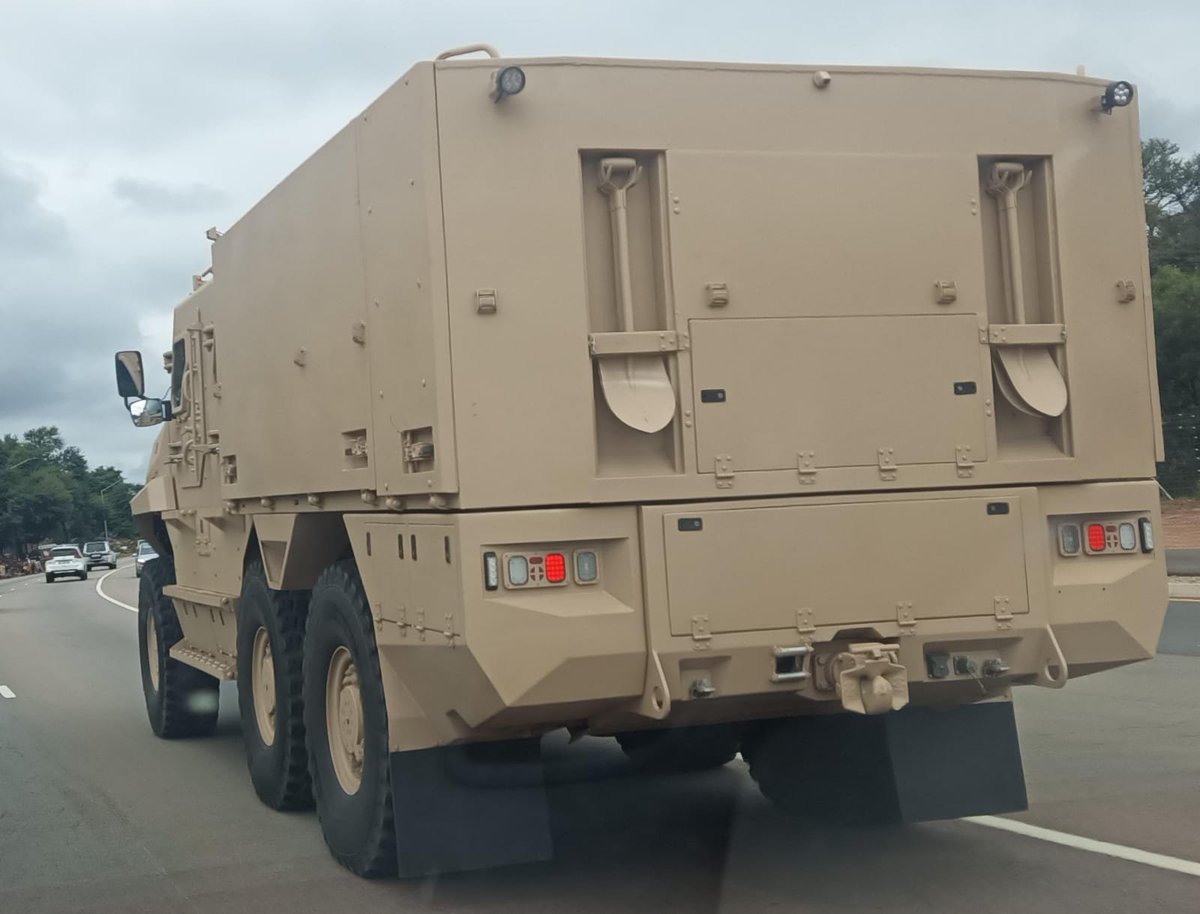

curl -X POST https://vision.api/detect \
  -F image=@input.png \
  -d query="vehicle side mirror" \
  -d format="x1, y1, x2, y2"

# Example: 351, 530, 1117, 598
115, 351, 145, 398
130, 398, 167, 428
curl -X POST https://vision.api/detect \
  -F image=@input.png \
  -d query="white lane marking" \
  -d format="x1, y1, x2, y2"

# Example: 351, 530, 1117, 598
96, 565, 138, 614
967, 815, 1200, 878
0, 685, 15, 699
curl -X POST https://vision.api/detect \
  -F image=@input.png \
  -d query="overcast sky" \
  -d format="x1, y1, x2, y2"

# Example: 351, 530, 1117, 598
1, 0, 1197, 481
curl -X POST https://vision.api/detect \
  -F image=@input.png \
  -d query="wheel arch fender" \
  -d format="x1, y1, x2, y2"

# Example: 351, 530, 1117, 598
250, 513, 350, 590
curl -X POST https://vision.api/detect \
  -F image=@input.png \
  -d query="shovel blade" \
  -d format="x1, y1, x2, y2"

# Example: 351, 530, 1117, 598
598, 354, 677, 433
994, 346, 1068, 418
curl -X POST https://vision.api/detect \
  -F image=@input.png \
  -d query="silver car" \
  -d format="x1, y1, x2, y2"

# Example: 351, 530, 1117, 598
83, 540, 118, 571
45, 545, 88, 583
134, 540, 158, 578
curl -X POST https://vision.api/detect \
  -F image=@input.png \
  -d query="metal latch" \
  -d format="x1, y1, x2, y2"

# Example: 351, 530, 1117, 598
994, 595, 1013, 631
956, 444, 975, 479
714, 455, 734, 489
834, 642, 910, 715
797, 451, 817, 484
877, 447, 897, 481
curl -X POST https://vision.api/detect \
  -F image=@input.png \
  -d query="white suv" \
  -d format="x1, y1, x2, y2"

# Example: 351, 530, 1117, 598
45, 545, 88, 583
83, 541, 118, 571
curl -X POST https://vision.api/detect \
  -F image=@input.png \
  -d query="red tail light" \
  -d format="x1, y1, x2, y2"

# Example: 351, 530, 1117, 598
545, 552, 567, 583
1086, 523, 1106, 552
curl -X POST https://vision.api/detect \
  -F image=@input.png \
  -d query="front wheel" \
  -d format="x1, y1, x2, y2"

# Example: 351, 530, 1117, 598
303, 560, 396, 878
80, 571, 88, 581
45, 574, 54, 584
138, 556, 220, 738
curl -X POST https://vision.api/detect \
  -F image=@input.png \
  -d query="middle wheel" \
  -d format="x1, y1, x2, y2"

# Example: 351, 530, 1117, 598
236, 560, 312, 811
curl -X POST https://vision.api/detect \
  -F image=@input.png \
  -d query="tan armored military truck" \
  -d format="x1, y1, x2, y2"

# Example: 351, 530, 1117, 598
113, 46, 1167, 878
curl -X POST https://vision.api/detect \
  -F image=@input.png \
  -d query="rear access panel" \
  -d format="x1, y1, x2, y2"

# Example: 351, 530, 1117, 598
664, 495, 1029, 636
690, 314, 987, 474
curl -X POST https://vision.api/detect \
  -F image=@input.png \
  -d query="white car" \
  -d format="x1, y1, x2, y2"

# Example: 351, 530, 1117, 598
45, 545, 88, 583
134, 540, 158, 578
83, 540, 118, 570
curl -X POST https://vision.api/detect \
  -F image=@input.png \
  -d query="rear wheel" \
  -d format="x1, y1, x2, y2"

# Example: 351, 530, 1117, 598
616, 723, 741, 772
138, 555, 220, 738
303, 560, 396, 878
236, 560, 312, 810
744, 715, 902, 826
79, 571, 88, 581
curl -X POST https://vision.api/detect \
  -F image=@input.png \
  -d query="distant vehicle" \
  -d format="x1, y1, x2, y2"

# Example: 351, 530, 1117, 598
134, 540, 158, 578
45, 546, 87, 583
113, 48, 1167, 880
83, 540, 118, 571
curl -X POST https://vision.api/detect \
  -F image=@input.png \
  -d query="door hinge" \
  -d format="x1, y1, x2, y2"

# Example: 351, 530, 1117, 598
896, 601, 916, 635
797, 451, 817, 485
714, 454, 734, 489
956, 444, 975, 478
691, 614, 712, 650
877, 447, 897, 482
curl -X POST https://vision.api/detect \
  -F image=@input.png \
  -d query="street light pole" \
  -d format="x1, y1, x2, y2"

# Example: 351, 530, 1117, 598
99, 481, 121, 543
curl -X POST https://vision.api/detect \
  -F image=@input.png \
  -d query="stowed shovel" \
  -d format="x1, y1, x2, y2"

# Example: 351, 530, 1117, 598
596, 158, 676, 434
986, 162, 1068, 418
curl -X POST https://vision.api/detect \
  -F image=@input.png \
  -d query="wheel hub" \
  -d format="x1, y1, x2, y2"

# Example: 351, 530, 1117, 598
146, 613, 160, 692
251, 626, 277, 746
326, 646, 364, 794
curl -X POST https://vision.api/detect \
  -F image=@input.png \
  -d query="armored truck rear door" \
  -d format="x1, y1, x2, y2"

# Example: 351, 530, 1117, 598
690, 314, 986, 472
666, 150, 990, 477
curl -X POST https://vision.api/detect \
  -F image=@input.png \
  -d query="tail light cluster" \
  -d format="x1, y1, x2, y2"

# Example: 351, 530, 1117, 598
1058, 517, 1153, 557
481, 548, 600, 591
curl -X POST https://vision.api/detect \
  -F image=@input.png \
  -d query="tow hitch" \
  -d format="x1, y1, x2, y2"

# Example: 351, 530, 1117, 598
826, 643, 910, 715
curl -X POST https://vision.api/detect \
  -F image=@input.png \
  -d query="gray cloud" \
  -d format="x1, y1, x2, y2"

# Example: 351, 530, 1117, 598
113, 177, 225, 214
0, 158, 67, 255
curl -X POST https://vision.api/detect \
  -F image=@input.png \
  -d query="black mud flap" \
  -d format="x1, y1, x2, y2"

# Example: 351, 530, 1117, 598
390, 738, 553, 877
885, 701, 1028, 822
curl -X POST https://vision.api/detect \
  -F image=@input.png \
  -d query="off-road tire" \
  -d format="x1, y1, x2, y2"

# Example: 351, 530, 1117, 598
743, 716, 903, 826
236, 560, 312, 811
616, 723, 741, 772
138, 555, 220, 738
303, 560, 396, 878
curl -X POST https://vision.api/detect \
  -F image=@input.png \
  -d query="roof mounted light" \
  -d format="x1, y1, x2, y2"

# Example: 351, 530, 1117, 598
490, 66, 526, 102
1100, 80, 1134, 114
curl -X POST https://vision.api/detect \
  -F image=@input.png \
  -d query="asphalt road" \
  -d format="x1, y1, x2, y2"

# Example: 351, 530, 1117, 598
1, 564, 1198, 913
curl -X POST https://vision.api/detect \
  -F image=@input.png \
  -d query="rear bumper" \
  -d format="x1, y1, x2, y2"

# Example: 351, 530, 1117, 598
351, 480, 1167, 748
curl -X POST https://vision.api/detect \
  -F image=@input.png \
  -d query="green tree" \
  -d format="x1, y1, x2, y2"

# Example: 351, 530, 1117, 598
1145, 139, 1200, 494
0, 426, 139, 555
1143, 138, 1200, 273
